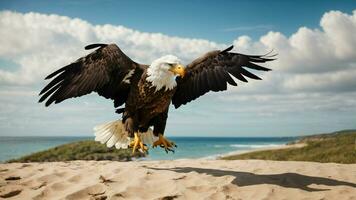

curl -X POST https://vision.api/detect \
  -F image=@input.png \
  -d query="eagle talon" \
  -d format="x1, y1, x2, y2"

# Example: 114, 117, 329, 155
166, 148, 175, 154
153, 134, 177, 153
129, 133, 148, 154
165, 148, 174, 154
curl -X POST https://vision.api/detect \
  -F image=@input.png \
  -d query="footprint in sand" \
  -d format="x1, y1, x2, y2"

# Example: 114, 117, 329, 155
4, 176, 21, 181
0, 187, 22, 198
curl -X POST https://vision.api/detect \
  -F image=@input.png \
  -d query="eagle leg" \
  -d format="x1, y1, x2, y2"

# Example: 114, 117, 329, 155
152, 134, 177, 153
129, 132, 148, 154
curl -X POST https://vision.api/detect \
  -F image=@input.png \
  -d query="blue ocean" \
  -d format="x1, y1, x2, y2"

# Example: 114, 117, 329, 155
0, 136, 296, 162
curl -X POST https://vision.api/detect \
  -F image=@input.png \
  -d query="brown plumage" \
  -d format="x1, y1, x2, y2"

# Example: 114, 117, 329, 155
39, 43, 275, 152
172, 46, 274, 108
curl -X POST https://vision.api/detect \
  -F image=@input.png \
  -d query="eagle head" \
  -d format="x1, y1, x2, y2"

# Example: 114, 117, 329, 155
146, 55, 186, 91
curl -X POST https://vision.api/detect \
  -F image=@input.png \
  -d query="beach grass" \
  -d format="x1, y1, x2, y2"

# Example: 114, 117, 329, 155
7, 140, 145, 163
221, 130, 356, 164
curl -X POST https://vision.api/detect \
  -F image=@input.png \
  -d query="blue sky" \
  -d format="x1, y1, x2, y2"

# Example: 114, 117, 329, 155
0, 0, 356, 137
2, 0, 355, 42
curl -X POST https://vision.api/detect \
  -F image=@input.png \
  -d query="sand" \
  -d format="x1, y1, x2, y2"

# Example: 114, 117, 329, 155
0, 159, 355, 200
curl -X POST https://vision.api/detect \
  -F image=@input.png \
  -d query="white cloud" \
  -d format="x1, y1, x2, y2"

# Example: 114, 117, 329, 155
233, 11, 356, 73
218, 92, 356, 114
0, 10, 356, 136
1, 10, 356, 93
0, 11, 223, 85
231, 10, 356, 93
283, 67, 356, 92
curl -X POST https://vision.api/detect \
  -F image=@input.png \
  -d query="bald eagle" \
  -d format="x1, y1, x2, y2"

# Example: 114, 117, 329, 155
39, 43, 275, 153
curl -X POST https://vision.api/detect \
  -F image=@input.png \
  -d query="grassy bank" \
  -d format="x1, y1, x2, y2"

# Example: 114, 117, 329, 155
221, 130, 356, 164
7, 140, 145, 163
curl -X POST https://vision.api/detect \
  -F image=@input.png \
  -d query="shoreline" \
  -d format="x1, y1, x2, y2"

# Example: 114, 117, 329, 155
215, 143, 306, 160
130, 142, 294, 161
1, 136, 296, 162
2, 141, 300, 163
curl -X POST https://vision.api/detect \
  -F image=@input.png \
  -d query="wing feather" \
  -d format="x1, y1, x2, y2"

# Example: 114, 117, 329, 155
215, 67, 227, 91
240, 67, 262, 80
228, 67, 248, 82
172, 45, 275, 108
39, 44, 143, 107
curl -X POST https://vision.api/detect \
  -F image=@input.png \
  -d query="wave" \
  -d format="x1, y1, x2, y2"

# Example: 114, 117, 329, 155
201, 150, 248, 160
204, 144, 285, 160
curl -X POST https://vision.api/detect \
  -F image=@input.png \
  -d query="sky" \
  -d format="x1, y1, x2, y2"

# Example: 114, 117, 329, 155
0, 0, 356, 137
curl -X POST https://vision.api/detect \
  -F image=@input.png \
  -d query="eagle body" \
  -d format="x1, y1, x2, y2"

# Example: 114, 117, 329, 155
39, 43, 275, 153
124, 68, 176, 137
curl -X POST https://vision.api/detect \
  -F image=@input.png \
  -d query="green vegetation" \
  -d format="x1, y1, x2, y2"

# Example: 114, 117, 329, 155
7, 140, 145, 163
222, 130, 356, 164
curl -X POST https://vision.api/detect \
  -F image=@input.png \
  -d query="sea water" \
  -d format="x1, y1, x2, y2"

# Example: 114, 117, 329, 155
0, 136, 296, 162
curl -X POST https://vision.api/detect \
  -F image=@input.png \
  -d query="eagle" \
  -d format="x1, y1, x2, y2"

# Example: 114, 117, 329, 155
39, 43, 275, 154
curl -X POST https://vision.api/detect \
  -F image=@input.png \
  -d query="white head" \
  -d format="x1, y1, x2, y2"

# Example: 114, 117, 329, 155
146, 55, 186, 91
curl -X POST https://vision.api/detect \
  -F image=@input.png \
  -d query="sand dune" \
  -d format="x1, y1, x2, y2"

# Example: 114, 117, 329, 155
1, 160, 355, 200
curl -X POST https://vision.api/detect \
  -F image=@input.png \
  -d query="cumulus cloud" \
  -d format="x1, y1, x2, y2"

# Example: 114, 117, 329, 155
0, 10, 356, 136
234, 10, 356, 73
1, 9, 356, 93
0, 10, 223, 85
283, 68, 356, 92
231, 10, 356, 93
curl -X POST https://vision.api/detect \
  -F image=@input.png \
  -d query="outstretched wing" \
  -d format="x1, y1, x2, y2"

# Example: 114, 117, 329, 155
172, 45, 276, 108
39, 43, 142, 107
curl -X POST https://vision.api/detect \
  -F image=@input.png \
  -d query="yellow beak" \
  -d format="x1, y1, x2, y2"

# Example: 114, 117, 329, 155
169, 64, 186, 78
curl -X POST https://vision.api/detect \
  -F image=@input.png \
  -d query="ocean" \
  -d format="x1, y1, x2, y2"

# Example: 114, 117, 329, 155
0, 136, 296, 162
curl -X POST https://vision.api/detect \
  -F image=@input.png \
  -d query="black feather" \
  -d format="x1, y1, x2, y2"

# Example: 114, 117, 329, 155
249, 57, 276, 63
200, 69, 208, 91
172, 46, 275, 108
245, 62, 271, 71
222, 70, 237, 86
214, 67, 227, 91
84, 43, 108, 50
39, 44, 137, 108
228, 68, 248, 82
45, 64, 72, 80
208, 69, 220, 92
40, 72, 66, 95
194, 73, 201, 96
221, 45, 233, 53
39, 83, 61, 103
240, 68, 262, 80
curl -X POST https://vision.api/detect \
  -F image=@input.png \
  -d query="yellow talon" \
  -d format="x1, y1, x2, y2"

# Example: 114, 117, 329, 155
129, 133, 148, 154
153, 134, 177, 153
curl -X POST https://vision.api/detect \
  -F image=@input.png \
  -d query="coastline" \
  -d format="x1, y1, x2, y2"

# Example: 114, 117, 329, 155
216, 143, 306, 160
0, 136, 295, 162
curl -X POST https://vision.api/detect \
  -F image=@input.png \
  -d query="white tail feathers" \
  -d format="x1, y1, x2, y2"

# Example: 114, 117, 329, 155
94, 120, 158, 149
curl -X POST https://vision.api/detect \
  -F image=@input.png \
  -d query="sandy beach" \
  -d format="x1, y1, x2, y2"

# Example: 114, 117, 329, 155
1, 159, 355, 200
